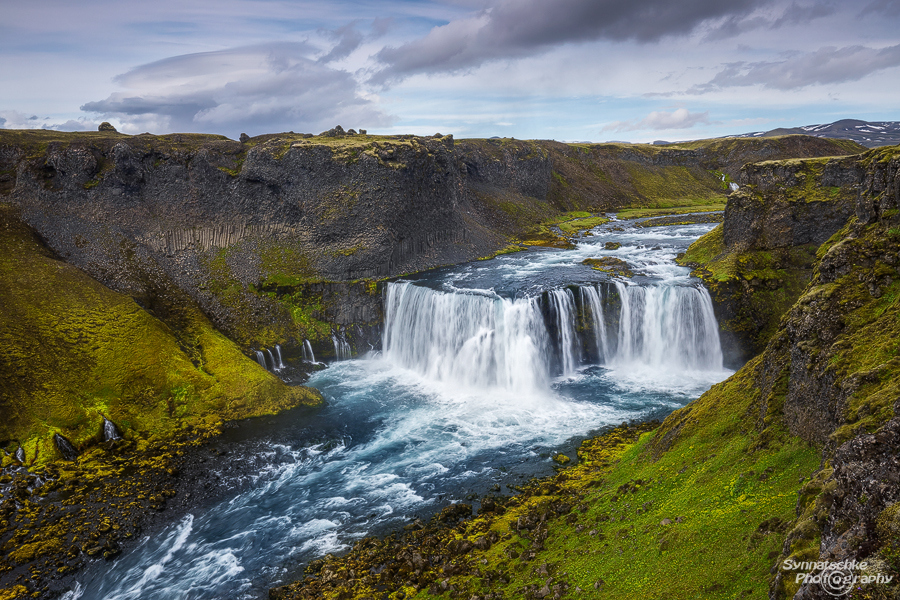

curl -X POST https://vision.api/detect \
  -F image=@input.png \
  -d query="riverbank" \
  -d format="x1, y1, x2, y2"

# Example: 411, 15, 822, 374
0, 400, 326, 599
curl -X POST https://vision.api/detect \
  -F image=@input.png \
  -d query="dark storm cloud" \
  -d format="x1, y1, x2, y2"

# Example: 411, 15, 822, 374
371, 0, 773, 84
689, 43, 900, 92
81, 43, 393, 136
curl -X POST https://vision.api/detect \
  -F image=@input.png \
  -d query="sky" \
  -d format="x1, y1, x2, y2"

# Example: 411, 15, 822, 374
1, 0, 899, 142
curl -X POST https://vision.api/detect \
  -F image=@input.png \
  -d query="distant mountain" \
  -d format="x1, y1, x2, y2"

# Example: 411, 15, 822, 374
735, 119, 900, 148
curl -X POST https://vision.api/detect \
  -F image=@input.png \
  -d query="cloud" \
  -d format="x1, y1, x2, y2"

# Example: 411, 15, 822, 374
602, 108, 711, 132
81, 43, 394, 137
371, 0, 771, 85
703, 2, 836, 40
318, 22, 365, 64
0, 110, 103, 132
689, 43, 900, 92
859, 0, 900, 17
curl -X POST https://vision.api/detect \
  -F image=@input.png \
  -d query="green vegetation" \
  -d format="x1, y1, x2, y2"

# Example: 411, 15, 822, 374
0, 204, 319, 466
798, 220, 900, 444
616, 202, 726, 220
557, 215, 609, 235
477, 244, 527, 260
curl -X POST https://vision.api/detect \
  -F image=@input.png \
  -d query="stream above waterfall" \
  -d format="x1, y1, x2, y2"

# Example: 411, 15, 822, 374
67, 216, 734, 600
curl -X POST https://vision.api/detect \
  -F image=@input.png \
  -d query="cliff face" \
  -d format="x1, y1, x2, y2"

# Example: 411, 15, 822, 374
679, 154, 865, 364
0, 130, 861, 360
682, 144, 900, 599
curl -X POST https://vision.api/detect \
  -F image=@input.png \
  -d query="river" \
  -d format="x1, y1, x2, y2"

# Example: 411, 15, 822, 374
66, 217, 732, 599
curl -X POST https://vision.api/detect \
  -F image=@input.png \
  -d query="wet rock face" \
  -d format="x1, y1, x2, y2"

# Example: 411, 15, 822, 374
53, 434, 78, 461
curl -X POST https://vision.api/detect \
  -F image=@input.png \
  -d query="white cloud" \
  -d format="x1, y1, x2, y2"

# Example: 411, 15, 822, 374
602, 108, 711, 132
80, 43, 394, 137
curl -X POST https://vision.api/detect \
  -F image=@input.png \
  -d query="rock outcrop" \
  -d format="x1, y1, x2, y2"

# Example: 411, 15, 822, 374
679, 154, 866, 364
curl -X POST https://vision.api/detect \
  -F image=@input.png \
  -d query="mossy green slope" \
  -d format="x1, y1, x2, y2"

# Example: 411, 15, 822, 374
0, 204, 319, 465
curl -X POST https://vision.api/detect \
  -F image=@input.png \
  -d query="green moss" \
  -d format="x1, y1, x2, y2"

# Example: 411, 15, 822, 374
616, 203, 726, 220
622, 163, 724, 206
679, 224, 725, 267
557, 215, 609, 235
477, 244, 527, 260
0, 204, 319, 465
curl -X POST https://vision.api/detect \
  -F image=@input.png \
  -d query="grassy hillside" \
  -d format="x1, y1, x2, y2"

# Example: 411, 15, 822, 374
0, 203, 319, 466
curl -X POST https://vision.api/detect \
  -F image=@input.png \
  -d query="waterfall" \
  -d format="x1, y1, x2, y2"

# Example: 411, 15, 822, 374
382, 282, 549, 392
267, 349, 281, 372
332, 333, 351, 361
54, 434, 79, 461
14, 447, 25, 463
612, 281, 722, 370
102, 418, 122, 441
301, 339, 316, 363
382, 280, 723, 390
578, 285, 610, 362
255, 350, 267, 370
545, 288, 580, 376
275, 344, 285, 369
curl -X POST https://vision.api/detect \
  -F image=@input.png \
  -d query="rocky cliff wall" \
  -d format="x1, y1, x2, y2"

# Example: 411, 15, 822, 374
679, 144, 900, 599
0, 130, 864, 357
679, 153, 869, 363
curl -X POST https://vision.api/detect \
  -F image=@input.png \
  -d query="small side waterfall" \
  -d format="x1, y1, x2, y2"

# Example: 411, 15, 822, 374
301, 340, 316, 363
102, 418, 122, 441
14, 447, 25, 463
332, 333, 352, 361
54, 434, 79, 461
275, 344, 285, 369
266, 349, 281, 372
255, 350, 267, 370
383, 280, 723, 390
